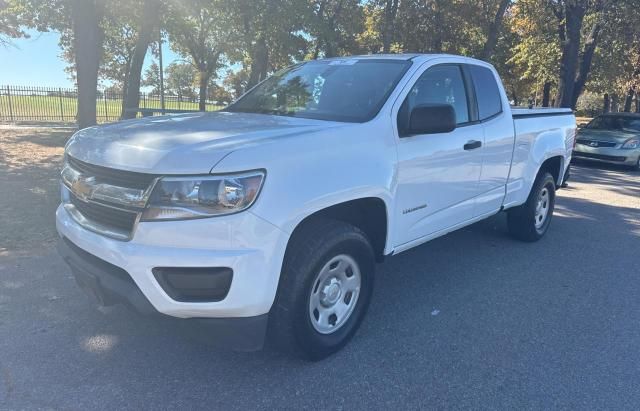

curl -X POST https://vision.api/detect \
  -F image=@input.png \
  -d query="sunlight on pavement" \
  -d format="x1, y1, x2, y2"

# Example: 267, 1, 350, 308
81, 334, 119, 354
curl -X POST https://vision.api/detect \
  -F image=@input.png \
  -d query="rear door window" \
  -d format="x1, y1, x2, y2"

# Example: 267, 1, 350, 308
468, 65, 502, 120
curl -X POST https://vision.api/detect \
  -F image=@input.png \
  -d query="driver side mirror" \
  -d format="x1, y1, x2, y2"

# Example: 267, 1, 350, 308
408, 104, 457, 135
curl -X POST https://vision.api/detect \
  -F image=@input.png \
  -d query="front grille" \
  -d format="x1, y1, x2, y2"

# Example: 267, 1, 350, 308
67, 155, 157, 190
576, 139, 617, 148
70, 193, 138, 233
573, 152, 627, 162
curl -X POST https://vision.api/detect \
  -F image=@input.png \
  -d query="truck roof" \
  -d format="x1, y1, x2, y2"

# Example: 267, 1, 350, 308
319, 53, 474, 62
316, 54, 500, 69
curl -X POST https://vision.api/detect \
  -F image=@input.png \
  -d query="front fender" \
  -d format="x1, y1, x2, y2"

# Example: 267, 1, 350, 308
210, 119, 397, 245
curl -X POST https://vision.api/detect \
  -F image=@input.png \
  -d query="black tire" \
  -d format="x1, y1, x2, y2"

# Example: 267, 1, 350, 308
507, 172, 556, 242
268, 218, 375, 361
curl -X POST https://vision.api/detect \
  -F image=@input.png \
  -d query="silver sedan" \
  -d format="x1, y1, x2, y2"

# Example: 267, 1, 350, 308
573, 113, 640, 170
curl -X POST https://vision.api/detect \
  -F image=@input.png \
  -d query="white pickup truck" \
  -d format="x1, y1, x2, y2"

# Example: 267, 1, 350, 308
57, 54, 575, 360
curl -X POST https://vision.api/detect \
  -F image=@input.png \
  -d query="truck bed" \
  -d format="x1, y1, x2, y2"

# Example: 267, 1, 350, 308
511, 107, 574, 119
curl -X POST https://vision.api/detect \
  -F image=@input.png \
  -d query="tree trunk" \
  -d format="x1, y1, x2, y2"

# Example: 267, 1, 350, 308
120, 61, 131, 119
198, 69, 210, 112
570, 3, 605, 108
122, 0, 160, 119
431, 0, 444, 52
382, 0, 399, 53
624, 86, 635, 112
611, 94, 619, 112
542, 82, 552, 107
603, 93, 610, 113
247, 36, 269, 89
71, 0, 104, 129
555, 2, 586, 108
479, 0, 511, 60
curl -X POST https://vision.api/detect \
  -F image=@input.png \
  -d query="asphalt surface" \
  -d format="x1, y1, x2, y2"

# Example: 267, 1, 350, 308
1, 160, 639, 410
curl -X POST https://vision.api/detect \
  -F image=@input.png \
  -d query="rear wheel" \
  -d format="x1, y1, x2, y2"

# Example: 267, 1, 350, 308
507, 172, 556, 242
269, 219, 375, 361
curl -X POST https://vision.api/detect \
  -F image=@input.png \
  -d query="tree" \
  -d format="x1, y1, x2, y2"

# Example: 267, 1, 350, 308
9, 0, 106, 128
479, 0, 512, 60
101, 22, 137, 115
121, 0, 160, 118
381, 0, 399, 53
164, 62, 196, 99
166, 0, 229, 110
227, 0, 308, 90
0, 0, 28, 47
207, 81, 232, 104
70, 0, 105, 128
307, 0, 364, 59
142, 60, 161, 94
550, 0, 609, 108
222, 68, 249, 100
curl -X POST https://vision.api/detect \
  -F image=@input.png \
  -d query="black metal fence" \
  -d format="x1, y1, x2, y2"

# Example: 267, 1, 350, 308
0, 85, 224, 124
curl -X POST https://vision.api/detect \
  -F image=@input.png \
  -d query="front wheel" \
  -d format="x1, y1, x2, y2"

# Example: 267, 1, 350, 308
507, 172, 556, 242
269, 219, 375, 361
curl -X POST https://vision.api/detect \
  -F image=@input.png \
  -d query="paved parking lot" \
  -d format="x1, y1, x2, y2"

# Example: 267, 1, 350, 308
1, 129, 639, 409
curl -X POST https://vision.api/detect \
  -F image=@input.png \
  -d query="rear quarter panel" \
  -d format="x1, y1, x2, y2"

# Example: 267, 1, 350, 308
503, 113, 576, 208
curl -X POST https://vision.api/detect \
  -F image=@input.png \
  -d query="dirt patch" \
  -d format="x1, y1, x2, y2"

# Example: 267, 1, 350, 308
0, 127, 75, 257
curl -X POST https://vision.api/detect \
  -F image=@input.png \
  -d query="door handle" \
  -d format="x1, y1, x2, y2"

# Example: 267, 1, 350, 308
464, 140, 482, 150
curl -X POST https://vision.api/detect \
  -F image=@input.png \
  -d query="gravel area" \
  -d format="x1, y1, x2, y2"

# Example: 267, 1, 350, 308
0, 126, 74, 257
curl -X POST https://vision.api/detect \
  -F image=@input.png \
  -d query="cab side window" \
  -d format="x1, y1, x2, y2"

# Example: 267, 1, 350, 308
468, 65, 502, 120
398, 65, 469, 136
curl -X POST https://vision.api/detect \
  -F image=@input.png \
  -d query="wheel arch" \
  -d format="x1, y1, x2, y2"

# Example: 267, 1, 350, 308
286, 197, 390, 263
537, 155, 564, 187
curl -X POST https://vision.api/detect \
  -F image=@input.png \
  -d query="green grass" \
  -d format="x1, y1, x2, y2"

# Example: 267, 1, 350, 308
0, 94, 223, 124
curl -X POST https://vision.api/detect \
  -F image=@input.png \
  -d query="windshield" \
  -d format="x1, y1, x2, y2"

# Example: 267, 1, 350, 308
586, 116, 640, 132
226, 59, 412, 123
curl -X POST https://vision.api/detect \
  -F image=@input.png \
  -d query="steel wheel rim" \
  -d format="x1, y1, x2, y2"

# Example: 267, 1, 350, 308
535, 186, 550, 229
308, 254, 361, 334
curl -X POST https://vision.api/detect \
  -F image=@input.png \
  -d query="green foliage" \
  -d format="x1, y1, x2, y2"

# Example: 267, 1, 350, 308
575, 91, 603, 117
0, 0, 29, 46
164, 61, 196, 98
6, 0, 640, 110
141, 60, 161, 93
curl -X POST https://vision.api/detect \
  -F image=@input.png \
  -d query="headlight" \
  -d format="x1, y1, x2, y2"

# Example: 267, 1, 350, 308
622, 138, 639, 149
141, 171, 265, 221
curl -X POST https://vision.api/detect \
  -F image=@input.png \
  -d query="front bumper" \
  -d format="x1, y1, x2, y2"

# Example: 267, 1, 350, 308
573, 145, 640, 166
56, 204, 290, 319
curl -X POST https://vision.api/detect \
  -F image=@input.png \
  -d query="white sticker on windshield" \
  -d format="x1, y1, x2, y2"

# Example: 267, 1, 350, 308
328, 59, 358, 65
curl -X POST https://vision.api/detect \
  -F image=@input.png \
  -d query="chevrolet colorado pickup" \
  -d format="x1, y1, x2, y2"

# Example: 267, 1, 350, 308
57, 54, 575, 360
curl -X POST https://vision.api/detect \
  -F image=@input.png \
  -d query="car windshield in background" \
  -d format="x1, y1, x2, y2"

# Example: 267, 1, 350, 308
226, 59, 412, 123
586, 116, 640, 132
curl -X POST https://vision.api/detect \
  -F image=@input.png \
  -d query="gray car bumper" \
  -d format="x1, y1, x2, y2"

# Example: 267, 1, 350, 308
573, 146, 640, 166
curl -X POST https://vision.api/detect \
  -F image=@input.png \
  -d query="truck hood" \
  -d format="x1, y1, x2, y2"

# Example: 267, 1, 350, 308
578, 129, 638, 144
65, 111, 341, 174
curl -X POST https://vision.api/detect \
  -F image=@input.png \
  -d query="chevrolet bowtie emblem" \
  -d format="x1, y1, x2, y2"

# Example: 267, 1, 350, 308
71, 175, 97, 201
